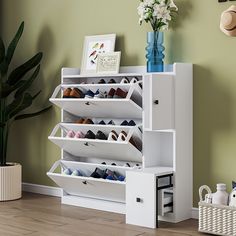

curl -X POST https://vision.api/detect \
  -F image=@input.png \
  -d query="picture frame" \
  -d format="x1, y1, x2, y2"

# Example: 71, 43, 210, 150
80, 34, 116, 75
96, 52, 121, 74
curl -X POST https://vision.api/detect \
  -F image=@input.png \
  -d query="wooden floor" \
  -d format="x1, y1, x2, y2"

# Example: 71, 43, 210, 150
0, 192, 203, 236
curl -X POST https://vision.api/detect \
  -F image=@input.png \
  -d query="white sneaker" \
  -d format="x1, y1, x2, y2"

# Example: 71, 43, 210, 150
107, 130, 118, 141
117, 131, 127, 142
120, 77, 129, 84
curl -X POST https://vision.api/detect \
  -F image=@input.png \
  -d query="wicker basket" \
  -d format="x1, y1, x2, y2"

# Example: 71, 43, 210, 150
199, 185, 236, 236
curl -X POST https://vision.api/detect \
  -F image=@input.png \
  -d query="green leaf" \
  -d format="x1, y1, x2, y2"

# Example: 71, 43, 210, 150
15, 65, 40, 98
6, 92, 39, 120
14, 106, 52, 121
7, 52, 43, 86
5, 22, 24, 66
0, 80, 24, 98
0, 38, 5, 64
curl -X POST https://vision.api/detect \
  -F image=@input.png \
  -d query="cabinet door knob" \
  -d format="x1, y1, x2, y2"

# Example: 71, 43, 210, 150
136, 197, 142, 203
84, 142, 89, 146
82, 181, 87, 185
154, 100, 159, 105
85, 102, 90, 105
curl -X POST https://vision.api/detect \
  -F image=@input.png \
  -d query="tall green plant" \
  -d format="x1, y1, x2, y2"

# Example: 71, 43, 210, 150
0, 22, 51, 166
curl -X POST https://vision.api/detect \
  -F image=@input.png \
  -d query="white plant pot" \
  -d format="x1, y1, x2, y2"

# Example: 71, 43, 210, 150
0, 163, 22, 201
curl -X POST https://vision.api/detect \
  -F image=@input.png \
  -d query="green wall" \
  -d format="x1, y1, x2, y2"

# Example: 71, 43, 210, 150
1, 0, 236, 206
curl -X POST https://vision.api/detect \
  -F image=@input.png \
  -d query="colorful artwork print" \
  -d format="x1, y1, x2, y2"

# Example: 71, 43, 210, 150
86, 40, 112, 71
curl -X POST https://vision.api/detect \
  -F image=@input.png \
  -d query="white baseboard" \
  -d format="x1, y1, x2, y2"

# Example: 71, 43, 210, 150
22, 182, 61, 197
22, 182, 199, 219
192, 207, 199, 219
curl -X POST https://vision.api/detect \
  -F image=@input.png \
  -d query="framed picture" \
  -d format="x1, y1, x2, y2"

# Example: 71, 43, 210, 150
96, 52, 121, 74
80, 34, 116, 75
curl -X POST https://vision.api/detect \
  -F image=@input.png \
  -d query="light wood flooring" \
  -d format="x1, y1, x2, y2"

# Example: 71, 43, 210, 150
0, 192, 203, 236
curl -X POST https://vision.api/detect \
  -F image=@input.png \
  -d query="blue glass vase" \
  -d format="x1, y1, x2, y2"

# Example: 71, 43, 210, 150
146, 31, 165, 72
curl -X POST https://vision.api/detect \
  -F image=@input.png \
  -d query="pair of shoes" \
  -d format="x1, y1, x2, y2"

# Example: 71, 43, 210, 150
120, 77, 139, 84
84, 130, 107, 140
120, 120, 136, 126
66, 130, 85, 139
108, 130, 141, 150
98, 120, 115, 125
107, 88, 127, 99
76, 118, 94, 124
63, 88, 85, 98
85, 89, 107, 99
98, 78, 116, 84
63, 168, 83, 176
90, 168, 125, 181
108, 130, 127, 142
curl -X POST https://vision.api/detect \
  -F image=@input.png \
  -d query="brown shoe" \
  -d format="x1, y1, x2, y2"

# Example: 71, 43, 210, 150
107, 88, 116, 98
63, 88, 72, 98
113, 88, 128, 99
83, 118, 94, 124
70, 88, 84, 98
76, 118, 85, 124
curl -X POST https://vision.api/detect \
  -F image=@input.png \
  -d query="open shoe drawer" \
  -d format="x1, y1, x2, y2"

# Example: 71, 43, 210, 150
47, 160, 129, 203
49, 83, 142, 119
48, 123, 143, 163
158, 189, 173, 216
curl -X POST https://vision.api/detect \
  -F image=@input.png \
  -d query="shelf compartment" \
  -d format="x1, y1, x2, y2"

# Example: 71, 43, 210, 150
49, 83, 142, 119
158, 189, 173, 216
48, 123, 143, 163
47, 160, 129, 203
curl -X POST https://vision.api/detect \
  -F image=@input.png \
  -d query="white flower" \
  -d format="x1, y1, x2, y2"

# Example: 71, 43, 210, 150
169, 0, 178, 11
153, 4, 171, 22
137, 0, 177, 31
144, 0, 155, 7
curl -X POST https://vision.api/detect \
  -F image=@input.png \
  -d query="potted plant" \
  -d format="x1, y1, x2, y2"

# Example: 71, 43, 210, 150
0, 21, 51, 201
137, 0, 178, 72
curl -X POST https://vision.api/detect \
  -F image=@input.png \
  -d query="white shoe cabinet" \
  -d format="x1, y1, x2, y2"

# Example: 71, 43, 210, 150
47, 63, 193, 226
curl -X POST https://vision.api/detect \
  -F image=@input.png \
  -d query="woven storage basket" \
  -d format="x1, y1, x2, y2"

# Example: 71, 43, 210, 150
199, 185, 236, 236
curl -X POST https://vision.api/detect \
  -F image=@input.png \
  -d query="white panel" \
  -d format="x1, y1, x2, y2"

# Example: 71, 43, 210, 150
151, 74, 174, 130
48, 173, 125, 203
50, 98, 142, 119
126, 171, 156, 228
47, 160, 127, 203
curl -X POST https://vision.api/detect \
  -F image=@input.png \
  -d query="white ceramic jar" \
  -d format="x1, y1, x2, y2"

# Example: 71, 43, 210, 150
212, 183, 229, 205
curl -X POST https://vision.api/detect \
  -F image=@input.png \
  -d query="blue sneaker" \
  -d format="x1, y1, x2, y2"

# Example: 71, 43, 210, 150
63, 168, 72, 175
85, 90, 95, 98
106, 175, 116, 180
117, 175, 125, 181
71, 169, 83, 176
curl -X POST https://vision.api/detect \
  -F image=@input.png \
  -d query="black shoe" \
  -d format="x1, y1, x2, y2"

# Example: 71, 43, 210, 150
101, 162, 106, 165
108, 79, 116, 84
120, 120, 128, 126
111, 163, 116, 166
98, 79, 106, 84
85, 130, 95, 139
90, 168, 105, 178
128, 120, 136, 126
95, 131, 107, 140
108, 120, 115, 125
99, 120, 106, 125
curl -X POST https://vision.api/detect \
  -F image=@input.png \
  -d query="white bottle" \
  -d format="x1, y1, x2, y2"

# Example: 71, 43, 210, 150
212, 183, 229, 205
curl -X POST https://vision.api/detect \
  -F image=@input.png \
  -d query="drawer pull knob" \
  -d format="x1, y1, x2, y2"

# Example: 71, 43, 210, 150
136, 197, 142, 203
85, 102, 90, 105
154, 100, 159, 105
82, 181, 87, 185
84, 142, 89, 146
